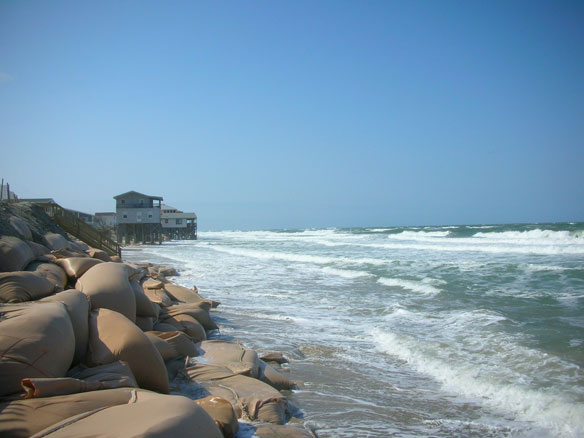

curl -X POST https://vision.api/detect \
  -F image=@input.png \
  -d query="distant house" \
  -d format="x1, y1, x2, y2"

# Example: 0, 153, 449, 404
66, 208, 96, 226
160, 204, 197, 240
95, 212, 116, 228
114, 191, 163, 244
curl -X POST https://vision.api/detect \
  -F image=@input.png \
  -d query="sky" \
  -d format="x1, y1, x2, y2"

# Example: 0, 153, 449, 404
1, 1, 583, 230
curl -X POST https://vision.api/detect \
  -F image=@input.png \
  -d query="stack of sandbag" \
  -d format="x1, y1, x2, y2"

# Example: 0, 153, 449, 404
131, 280, 159, 332
75, 262, 136, 322
0, 301, 75, 398
194, 340, 294, 390
0, 271, 57, 303
0, 235, 35, 272
0, 388, 223, 438
184, 363, 288, 424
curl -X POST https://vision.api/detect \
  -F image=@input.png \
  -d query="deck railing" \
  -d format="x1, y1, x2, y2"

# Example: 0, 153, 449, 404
39, 203, 121, 256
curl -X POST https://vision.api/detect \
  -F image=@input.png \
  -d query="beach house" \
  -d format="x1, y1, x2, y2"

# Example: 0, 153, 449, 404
160, 204, 197, 240
114, 191, 163, 244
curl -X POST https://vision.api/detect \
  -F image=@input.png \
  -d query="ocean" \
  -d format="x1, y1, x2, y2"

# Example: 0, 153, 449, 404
124, 223, 584, 437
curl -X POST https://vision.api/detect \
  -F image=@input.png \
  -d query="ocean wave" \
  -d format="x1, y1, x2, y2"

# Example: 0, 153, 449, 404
473, 229, 582, 242
371, 328, 584, 437
321, 267, 375, 279
377, 277, 442, 295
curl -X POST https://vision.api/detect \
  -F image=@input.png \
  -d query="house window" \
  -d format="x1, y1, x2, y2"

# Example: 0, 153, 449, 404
121, 200, 125, 204
148, 214, 152, 218
164, 219, 168, 224
123, 215, 127, 218
176, 219, 182, 224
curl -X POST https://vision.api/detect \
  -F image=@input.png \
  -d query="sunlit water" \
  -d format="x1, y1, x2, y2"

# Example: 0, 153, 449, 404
124, 223, 584, 437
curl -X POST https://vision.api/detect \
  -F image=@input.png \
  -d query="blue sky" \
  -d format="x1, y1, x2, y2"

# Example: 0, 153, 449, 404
1, 1, 583, 230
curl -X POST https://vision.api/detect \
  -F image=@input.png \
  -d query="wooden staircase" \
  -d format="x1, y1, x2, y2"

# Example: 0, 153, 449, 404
39, 203, 121, 256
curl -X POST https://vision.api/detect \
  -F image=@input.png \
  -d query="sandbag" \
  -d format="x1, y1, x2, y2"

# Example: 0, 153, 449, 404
86, 247, 111, 262
195, 340, 260, 377
0, 387, 136, 438
144, 332, 178, 361
153, 321, 181, 332
0, 302, 75, 397
86, 308, 169, 394
40, 290, 90, 364
259, 360, 295, 390
0, 271, 55, 303
27, 240, 51, 258
160, 313, 207, 342
185, 364, 287, 424
30, 391, 222, 438
0, 235, 34, 272
123, 262, 145, 281
164, 283, 207, 304
158, 266, 178, 277
51, 248, 88, 259
110, 255, 122, 263
26, 261, 68, 290
9, 216, 33, 240
68, 360, 138, 389
195, 396, 239, 438
260, 352, 289, 364
135, 315, 154, 332
44, 233, 70, 251
76, 262, 136, 322
55, 257, 103, 279
69, 240, 90, 252
22, 375, 134, 398
142, 284, 174, 307
143, 277, 165, 290
145, 331, 196, 360
254, 423, 316, 438
131, 280, 158, 317
162, 302, 218, 331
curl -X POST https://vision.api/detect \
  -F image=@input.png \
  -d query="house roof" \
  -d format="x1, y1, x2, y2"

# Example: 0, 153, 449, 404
113, 191, 163, 201
95, 212, 116, 216
18, 198, 56, 204
161, 212, 197, 219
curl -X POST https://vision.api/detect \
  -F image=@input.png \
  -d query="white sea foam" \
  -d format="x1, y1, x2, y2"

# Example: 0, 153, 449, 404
321, 267, 375, 279
377, 277, 442, 295
371, 328, 584, 437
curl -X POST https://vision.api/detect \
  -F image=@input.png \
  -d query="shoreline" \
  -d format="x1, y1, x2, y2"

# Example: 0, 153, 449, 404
0, 203, 319, 438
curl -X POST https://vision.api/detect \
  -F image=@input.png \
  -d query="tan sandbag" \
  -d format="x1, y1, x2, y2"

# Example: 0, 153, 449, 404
55, 257, 103, 278
131, 280, 158, 317
163, 283, 207, 304
75, 262, 136, 322
30, 391, 223, 438
153, 321, 180, 332
135, 315, 154, 331
40, 290, 90, 364
153, 331, 196, 358
160, 312, 207, 342
0, 302, 75, 397
27, 240, 51, 258
26, 261, 68, 290
123, 261, 145, 281
51, 248, 88, 259
35, 253, 58, 263
22, 376, 133, 398
144, 332, 177, 361
86, 247, 112, 262
158, 266, 178, 277
259, 360, 295, 390
68, 360, 138, 390
196, 340, 260, 377
69, 240, 90, 252
9, 216, 33, 240
185, 364, 287, 424
162, 302, 218, 331
254, 423, 316, 438
0, 271, 55, 303
143, 284, 174, 307
44, 233, 70, 251
143, 277, 165, 289
0, 387, 136, 438
0, 235, 35, 272
260, 352, 289, 364
145, 331, 196, 360
87, 308, 169, 394
195, 396, 239, 438
110, 255, 122, 262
